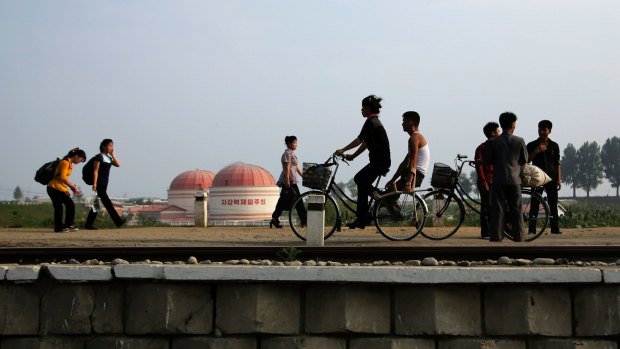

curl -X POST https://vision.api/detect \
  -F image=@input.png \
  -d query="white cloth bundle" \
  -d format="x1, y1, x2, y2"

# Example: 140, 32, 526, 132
522, 163, 552, 187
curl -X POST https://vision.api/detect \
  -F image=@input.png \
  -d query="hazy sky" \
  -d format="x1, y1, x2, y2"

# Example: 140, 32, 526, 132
1, 0, 619, 201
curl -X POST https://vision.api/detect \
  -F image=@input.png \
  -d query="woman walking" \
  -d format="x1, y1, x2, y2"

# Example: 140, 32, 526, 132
47, 147, 86, 232
84, 139, 126, 229
270, 135, 307, 228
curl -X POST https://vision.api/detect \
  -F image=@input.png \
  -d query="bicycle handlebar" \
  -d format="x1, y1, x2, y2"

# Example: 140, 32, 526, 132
453, 154, 477, 172
325, 154, 349, 167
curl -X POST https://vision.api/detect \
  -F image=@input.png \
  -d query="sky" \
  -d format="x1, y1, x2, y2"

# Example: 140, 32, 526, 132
1, 0, 619, 201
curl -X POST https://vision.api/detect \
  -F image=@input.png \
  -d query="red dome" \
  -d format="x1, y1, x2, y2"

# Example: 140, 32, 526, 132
212, 162, 276, 187
169, 170, 215, 191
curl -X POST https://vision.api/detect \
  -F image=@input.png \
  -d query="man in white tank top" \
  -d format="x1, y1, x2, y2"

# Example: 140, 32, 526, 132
386, 111, 430, 193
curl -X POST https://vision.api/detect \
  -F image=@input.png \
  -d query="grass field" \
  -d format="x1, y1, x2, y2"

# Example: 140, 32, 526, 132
0, 202, 119, 229
1, 196, 619, 229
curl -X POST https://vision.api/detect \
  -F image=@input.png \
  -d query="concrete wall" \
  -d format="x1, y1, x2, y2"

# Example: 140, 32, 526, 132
1, 264, 620, 348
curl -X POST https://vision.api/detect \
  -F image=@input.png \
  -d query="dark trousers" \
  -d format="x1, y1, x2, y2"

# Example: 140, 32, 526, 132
47, 186, 75, 231
529, 181, 560, 233
85, 184, 123, 227
271, 184, 306, 222
354, 160, 390, 225
489, 183, 523, 241
477, 185, 490, 238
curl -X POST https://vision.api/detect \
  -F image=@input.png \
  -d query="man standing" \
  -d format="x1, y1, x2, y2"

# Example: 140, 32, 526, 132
527, 120, 562, 234
484, 112, 528, 242
474, 122, 501, 239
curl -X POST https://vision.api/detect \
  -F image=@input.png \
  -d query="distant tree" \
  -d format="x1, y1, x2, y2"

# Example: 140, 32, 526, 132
575, 141, 603, 197
459, 172, 474, 197
344, 178, 357, 198
13, 186, 23, 201
561, 143, 578, 198
468, 170, 479, 197
601, 136, 620, 197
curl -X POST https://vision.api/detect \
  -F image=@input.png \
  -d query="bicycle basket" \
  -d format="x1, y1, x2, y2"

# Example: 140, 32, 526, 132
302, 162, 332, 190
430, 163, 458, 189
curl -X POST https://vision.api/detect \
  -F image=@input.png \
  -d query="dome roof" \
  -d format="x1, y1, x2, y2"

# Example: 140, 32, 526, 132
212, 162, 276, 187
169, 170, 215, 191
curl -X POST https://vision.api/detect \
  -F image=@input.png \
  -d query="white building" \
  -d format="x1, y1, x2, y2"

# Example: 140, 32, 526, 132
207, 162, 279, 224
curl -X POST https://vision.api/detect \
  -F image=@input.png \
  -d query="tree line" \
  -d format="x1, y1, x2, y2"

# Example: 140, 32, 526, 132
562, 136, 620, 197
457, 136, 620, 198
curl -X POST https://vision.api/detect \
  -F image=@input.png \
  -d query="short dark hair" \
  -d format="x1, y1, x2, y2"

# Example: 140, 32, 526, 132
64, 147, 86, 162
402, 111, 420, 127
99, 139, 114, 152
362, 95, 382, 114
284, 135, 297, 145
538, 120, 553, 130
483, 122, 500, 138
499, 112, 517, 129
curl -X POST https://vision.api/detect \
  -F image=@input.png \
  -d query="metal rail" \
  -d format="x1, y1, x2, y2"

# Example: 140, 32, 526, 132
1, 246, 620, 264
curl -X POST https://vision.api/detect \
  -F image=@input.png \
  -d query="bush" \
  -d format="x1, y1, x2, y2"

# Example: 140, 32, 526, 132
560, 201, 620, 228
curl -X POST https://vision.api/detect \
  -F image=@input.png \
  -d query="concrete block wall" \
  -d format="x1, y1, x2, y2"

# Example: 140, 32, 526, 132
1, 265, 620, 348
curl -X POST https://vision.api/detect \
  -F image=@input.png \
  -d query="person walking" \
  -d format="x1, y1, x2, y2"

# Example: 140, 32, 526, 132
47, 147, 87, 232
84, 139, 126, 229
335, 95, 391, 229
484, 112, 528, 242
270, 135, 306, 228
527, 120, 562, 234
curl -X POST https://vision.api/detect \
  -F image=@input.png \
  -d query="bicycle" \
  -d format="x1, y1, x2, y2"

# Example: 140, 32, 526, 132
288, 154, 429, 241
421, 154, 550, 242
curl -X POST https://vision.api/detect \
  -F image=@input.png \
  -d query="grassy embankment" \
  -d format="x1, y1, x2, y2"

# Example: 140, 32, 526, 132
1, 196, 619, 228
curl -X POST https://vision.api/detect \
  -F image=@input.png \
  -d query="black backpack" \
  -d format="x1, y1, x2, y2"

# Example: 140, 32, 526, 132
34, 158, 61, 185
82, 156, 97, 185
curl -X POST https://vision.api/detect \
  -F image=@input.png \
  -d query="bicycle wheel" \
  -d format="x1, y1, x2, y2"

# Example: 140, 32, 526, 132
421, 189, 465, 240
374, 192, 427, 241
504, 188, 549, 242
289, 191, 340, 241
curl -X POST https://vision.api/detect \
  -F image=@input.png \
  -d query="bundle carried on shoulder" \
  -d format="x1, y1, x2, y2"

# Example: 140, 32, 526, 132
521, 163, 552, 187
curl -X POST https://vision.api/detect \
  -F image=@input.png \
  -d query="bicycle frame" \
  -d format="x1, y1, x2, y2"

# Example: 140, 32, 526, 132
438, 155, 483, 214
320, 155, 384, 218
422, 154, 552, 242
450, 155, 556, 219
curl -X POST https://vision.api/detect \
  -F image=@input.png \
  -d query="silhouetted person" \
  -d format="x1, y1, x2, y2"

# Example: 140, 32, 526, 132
47, 148, 86, 232
270, 135, 306, 229
85, 139, 126, 229
484, 112, 528, 242
474, 122, 501, 239
335, 95, 391, 229
527, 120, 562, 234
386, 111, 430, 192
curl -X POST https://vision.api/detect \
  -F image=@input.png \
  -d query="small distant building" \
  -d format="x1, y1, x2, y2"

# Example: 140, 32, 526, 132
208, 162, 279, 224
128, 204, 191, 226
